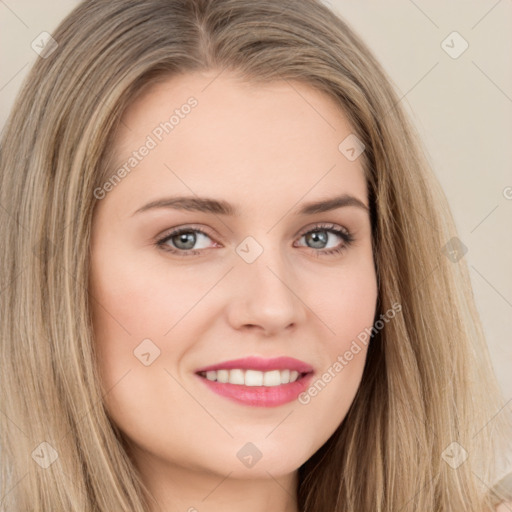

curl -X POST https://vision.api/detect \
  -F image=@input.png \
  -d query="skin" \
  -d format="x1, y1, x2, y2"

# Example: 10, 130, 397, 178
89, 71, 378, 512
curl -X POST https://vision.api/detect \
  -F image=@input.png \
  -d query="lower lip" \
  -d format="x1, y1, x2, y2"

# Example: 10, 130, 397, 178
196, 372, 314, 407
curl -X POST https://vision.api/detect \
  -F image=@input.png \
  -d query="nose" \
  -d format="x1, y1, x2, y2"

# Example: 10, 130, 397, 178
225, 246, 307, 336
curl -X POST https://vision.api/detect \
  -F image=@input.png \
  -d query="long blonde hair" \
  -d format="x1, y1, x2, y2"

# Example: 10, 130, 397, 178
1, 0, 510, 510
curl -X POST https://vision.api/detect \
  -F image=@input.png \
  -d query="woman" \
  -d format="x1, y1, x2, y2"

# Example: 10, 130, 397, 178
0, 0, 510, 510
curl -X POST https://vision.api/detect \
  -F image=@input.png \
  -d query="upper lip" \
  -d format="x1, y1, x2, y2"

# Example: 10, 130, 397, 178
195, 356, 314, 374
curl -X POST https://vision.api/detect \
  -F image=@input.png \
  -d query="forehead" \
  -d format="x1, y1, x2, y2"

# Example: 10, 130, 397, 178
105, 71, 368, 215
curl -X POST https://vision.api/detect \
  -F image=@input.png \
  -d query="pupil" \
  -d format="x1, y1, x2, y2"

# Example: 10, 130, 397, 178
307, 231, 327, 249
174, 232, 196, 250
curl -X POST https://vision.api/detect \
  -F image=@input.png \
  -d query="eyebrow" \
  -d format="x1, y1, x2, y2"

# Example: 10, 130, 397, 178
131, 193, 370, 217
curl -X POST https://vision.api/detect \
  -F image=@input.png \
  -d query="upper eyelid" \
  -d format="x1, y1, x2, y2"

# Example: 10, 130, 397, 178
159, 222, 349, 237
299, 222, 350, 236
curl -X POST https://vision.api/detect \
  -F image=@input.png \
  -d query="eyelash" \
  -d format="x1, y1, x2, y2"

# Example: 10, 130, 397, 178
155, 223, 355, 258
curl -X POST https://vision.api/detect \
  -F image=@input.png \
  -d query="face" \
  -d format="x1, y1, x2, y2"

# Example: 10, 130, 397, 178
89, 71, 378, 484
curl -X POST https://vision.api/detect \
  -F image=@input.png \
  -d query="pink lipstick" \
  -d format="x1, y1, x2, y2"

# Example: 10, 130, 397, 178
195, 356, 314, 407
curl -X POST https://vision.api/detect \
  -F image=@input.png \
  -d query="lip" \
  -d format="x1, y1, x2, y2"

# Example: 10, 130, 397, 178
195, 356, 314, 373
195, 371, 315, 407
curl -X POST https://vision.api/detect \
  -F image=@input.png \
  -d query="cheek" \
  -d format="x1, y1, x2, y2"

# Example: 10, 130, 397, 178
88, 253, 197, 442
292, 257, 377, 442
88, 248, 227, 402
305, 250, 378, 345
89, 249, 212, 343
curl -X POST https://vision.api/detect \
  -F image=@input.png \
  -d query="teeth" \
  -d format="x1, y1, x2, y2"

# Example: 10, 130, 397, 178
262, 370, 280, 386
216, 369, 229, 383
229, 369, 245, 385
202, 369, 303, 386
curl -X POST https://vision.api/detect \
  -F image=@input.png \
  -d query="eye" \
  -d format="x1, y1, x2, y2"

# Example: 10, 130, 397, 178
294, 223, 354, 256
156, 226, 217, 255
155, 223, 354, 257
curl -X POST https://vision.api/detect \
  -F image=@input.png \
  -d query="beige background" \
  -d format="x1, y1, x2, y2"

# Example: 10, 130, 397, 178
1, 2, 511, 402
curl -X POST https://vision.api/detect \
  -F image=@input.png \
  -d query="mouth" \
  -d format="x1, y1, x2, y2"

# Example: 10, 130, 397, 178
194, 356, 315, 407
195, 356, 314, 407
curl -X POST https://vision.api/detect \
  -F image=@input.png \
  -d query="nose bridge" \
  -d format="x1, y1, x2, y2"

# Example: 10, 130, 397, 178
228, 235, 305, 332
